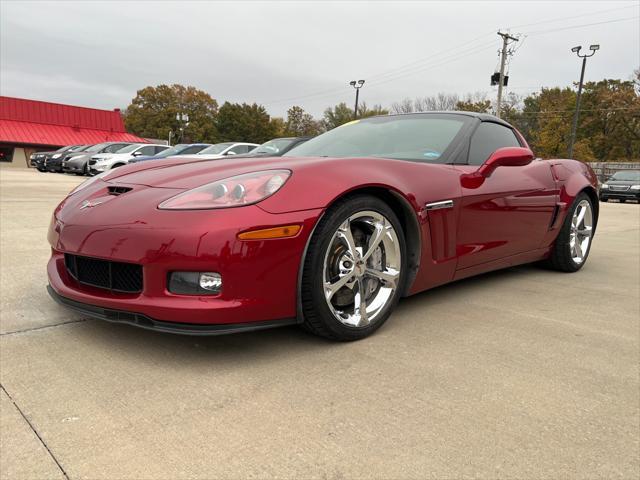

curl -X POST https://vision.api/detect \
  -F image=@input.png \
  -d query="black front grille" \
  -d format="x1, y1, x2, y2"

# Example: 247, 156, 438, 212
65, 254, 142, 293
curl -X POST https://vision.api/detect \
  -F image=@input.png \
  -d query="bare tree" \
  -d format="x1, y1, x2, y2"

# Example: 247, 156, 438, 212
390, 98, 414, 114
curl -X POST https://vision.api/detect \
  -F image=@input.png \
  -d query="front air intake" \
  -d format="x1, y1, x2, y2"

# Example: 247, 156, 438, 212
64, 254, 142, 293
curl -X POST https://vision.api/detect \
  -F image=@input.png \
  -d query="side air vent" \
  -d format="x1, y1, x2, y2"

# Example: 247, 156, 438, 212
107, 186, 133, 196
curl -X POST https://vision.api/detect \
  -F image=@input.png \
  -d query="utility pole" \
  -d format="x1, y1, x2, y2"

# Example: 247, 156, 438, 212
568, 44, 599, 159
496, 31, 518, 119
349, 80, 365, 118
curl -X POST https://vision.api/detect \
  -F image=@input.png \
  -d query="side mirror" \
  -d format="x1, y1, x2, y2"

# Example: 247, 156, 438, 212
225, 151, 237, 156
132, 151, 143, 157
462, 147, 534, 189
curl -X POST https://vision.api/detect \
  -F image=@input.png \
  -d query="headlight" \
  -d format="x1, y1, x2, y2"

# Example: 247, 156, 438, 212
52, 154, 61, 159
630, 185, 640, 190
601, 184, 609, 189
68, 171, 109, 196
158, 170, 291, 210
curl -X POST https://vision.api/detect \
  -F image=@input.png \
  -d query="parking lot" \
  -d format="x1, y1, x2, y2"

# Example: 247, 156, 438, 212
0, 167, 638, 479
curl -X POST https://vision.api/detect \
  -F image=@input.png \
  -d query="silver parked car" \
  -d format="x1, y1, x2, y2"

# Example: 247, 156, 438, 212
62, 142, 135, 175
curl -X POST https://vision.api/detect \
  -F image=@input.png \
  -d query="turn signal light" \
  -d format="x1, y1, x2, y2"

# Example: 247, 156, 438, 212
237, 225, 301, 240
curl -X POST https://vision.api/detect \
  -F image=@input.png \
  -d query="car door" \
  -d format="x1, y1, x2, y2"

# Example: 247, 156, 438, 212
455, 121, 557, 271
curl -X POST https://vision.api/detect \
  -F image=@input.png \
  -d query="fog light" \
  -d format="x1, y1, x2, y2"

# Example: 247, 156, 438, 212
168, 271, 222, 295
199, 272, 222, 292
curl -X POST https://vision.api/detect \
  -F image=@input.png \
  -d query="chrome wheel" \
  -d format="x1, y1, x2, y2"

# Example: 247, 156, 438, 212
569, 199, 593, 264
322, 211, 401, 328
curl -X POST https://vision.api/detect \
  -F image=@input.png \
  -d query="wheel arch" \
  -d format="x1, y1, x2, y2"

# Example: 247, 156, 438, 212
580, 186, 599, 232
296, 186, 422, 322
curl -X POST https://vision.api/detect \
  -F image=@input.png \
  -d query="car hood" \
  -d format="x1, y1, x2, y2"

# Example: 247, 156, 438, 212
100, 155, 317, 189
605, 180, 638, 186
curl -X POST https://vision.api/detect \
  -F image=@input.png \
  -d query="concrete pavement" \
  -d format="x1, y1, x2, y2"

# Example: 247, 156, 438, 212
1, 168, 638, 479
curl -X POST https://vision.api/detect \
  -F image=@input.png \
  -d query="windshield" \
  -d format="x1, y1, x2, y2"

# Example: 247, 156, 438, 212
610, 171, 640, 181
115, 144, 142, 154
84, 143, 109, 153
253, 138, 295, 155
199, 143, 233, 155
284, 114, 468, 162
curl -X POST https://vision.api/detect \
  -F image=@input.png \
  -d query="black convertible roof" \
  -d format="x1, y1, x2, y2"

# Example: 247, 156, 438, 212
380, 111, 513, 128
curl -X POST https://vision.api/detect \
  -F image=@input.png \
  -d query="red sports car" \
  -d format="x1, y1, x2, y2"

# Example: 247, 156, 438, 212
47, 112, 598, 341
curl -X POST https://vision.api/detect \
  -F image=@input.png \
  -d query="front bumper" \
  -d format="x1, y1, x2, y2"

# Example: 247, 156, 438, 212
63, 161, 85, 173
47, 286, 297, 335
47, 187, 321, 328
46, 160, 63, 172
600, 190, 640, 201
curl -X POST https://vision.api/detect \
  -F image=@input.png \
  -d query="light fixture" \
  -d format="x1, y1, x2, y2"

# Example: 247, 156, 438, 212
589, 44, 600, 51
571, 46, 582, 53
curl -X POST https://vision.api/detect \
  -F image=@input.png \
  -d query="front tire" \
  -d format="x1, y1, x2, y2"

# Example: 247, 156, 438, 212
545, 192, 595, 272
301, 195, 407, 341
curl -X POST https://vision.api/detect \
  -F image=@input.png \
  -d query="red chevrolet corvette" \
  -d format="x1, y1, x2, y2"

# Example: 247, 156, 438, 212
47, 112, 598, 340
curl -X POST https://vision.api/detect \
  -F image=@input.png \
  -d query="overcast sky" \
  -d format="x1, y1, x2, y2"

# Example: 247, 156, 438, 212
1, 0, 638, 118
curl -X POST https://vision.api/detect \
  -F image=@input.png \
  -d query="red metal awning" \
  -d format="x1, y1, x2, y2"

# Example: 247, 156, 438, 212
0, 119, 147, 147
0, 96, 148, 147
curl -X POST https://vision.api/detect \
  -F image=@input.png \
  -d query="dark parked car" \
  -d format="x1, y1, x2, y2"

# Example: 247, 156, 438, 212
245, 137, 312, 157
62, 142, 135, 175
128, 143, 212, 163
46, 145, 93, 172
599, 170, 640, 202
30, 145, 86, 172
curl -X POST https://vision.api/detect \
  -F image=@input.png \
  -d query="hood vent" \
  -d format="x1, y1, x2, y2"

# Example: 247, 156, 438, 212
107, 186, 133, 196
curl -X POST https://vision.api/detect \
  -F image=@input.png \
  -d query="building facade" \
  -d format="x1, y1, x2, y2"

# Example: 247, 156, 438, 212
0, 96, 146, 168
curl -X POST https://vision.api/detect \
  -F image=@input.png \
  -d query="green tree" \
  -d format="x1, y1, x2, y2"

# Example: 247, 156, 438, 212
284, 106, 322, 136
216, 102, 278, 143
579, 78, 640, 161
322, 102, 354, 130
124, 84, 219, 143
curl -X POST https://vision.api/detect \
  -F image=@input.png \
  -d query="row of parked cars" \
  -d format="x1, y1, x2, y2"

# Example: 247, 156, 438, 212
30, 137, 311, 176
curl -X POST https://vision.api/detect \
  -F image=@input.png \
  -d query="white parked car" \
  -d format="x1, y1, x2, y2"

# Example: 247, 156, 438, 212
178, 142, 259, 160
88, 144, 170, 175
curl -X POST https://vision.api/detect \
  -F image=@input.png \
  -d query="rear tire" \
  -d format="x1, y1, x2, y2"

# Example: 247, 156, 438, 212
301, 195, 407, 341
545, 192, 595, 272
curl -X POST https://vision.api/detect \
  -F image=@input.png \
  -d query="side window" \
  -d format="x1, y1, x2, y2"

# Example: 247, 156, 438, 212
138, 146, 156, 156
154, 146, 169, 154
179, 146, 202, 155
229, 145, 249, 154
106, 143, 126, 153
468, 122, 521, 165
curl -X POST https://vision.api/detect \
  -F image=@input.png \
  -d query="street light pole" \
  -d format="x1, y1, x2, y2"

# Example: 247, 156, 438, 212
349, 80, 365, 119
568, 44, 599, 159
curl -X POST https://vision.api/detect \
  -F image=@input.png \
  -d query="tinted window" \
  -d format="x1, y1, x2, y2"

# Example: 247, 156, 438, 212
179, 145, 207, 155
105, 143, 129, 153
138, 146, 156, 156
468, 122, 521, 165
285, 114, 468, 163
610, 171, 640, 181
229, 145, 250, 154
154, 146, 170, 154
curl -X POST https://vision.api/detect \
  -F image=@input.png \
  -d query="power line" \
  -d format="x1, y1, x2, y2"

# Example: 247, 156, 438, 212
525, 16, 639, 36
506, 4, 637, 29
261, 32, 496, 106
